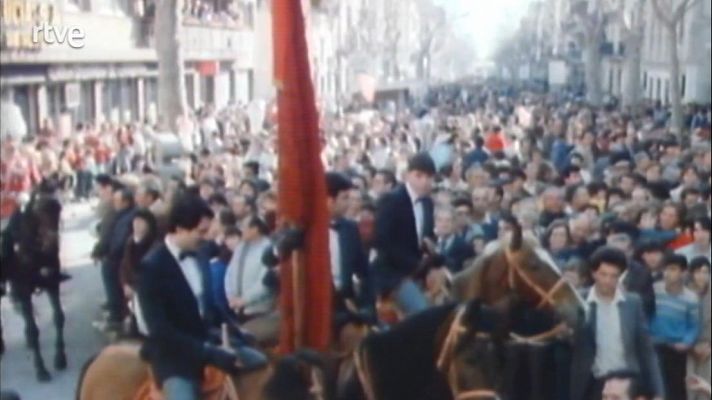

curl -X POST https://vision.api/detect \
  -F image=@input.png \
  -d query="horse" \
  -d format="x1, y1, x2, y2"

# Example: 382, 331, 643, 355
353, 300, 504, 400
452, 222, 585, 337
450, 222, 587, 400
354, 222, 586, 400
0, 186, 67, 382
76, 341, 332, 400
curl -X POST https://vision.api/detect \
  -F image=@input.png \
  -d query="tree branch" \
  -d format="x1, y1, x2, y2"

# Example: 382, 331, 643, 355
651, 0, 675, 27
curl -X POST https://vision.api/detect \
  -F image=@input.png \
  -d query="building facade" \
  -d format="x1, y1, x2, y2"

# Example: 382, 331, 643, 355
0, 0, 255, 136
639, 0, 711, 104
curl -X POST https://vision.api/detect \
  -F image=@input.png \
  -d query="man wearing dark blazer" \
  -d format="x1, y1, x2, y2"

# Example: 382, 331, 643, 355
571, 246, 664, 400
373, 153, 436, 316
137, 193, 266, 400
326, 173, 375, 329
101, 187, 136, 331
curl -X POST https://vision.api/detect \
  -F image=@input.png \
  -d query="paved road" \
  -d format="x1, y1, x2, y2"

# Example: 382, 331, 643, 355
1, 201, 108, 400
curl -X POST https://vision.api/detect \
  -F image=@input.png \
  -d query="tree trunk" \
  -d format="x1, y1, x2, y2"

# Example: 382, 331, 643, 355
583, 37, 603, 106
621, 31, 643, 108
666, 23, 684, 135
155, 0, 188, 133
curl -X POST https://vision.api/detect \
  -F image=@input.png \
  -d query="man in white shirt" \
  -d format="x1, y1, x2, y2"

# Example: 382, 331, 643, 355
570, 246, 664, 400
137, 193, 266, 400
373, 153, 436, 316
224, 216, 277, 343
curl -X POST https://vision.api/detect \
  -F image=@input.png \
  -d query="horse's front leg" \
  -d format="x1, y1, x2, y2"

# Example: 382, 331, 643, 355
16, 286, 51, 382
47, 286, 67, 370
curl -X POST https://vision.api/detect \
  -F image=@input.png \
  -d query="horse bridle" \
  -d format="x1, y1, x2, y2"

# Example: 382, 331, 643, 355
436, 306, 501, 400
503, 248, 571, 343
503, 248, 568, 311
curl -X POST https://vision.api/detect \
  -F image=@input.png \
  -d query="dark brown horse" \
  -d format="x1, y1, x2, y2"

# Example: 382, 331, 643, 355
452, 223, 585, 335
352, 222, 585, 400
1, 186, 67, 382
352, 300, 503, 400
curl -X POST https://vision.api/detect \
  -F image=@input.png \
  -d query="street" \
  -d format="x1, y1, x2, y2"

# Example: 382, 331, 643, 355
1, 202, 107, 400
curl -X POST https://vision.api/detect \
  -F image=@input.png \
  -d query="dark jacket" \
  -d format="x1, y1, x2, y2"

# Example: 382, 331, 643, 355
331, 217, 375, 319
623, 260, 656, 319
120, 237, 156, 288
106, 207, 136, 268
435, 234, 474, 274
373, 185, 434, 293
91, 207, 117, 260
570, 291, 665, 400
137, 243, 217, 384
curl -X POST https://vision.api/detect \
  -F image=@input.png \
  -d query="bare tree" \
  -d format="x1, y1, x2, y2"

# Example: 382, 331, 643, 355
651, 0, 700, 134
155, 0, 188, 133
614, 0, 647, 108
571, 0, 610, 106
414, 0, 446, 81
382, 3, 403, 81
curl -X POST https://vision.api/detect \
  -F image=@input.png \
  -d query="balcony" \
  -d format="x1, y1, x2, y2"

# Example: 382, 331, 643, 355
181, 24, 254, 67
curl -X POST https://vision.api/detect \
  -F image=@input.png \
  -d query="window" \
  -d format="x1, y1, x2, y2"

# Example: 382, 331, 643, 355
681, 74, 687, 99
92, 0, 128, 15
643, 71, 648, 89
664, 79, 670, 104
66, 0, 88, 11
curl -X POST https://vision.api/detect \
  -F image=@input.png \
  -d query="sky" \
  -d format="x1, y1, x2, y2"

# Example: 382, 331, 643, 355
433, 0, 535, 60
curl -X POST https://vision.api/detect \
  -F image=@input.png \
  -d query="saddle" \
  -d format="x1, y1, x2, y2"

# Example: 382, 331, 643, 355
133, 366, 239, 400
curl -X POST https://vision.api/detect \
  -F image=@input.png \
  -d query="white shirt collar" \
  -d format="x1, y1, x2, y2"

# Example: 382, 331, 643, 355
405, 182, 419, 205
587, 285, 626, 305
165, 235, 182, 262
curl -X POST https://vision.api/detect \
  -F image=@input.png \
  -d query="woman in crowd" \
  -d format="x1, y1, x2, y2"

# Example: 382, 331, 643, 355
542, 219, 580, 270
120, 209, 158, 336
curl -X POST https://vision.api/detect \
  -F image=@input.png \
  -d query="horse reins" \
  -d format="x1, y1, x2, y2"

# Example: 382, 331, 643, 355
503, 248, 571, 343
503, 249, 568, 310
436, 306, 501, 400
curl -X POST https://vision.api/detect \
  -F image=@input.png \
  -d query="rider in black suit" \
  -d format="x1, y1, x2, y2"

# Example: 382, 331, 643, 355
372, 153, 436, 316
325, 172, 376, 329
137, 193, 266, 400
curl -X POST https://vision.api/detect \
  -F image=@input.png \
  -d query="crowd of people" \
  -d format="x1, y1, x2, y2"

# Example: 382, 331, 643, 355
1, 83, 711, 400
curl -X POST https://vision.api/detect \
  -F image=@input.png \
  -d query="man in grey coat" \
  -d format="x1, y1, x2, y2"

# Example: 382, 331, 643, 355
571, 246, 664, 400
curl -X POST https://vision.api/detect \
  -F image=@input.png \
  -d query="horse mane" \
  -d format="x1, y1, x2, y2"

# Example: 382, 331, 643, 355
452, 231, 549, 302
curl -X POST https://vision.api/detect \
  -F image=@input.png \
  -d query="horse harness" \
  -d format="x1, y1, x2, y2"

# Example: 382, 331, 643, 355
436, 306, 501, 400
502, 248, 567, 311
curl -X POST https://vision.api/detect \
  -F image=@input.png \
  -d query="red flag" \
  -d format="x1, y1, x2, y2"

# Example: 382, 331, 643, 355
272, 0, 332, 353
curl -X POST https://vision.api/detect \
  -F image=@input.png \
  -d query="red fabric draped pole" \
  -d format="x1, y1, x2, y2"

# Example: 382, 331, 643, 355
272, 0, 332, 353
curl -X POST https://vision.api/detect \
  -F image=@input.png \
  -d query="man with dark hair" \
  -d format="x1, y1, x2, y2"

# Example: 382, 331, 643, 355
570, 246, 664, 400
677, 216, 712, 263
371, 169, 397, 199
230, 194, 257, 226
98, 186, 137, 332
137, 193, 266, 400
462, 135, 489, 173
373, 152, 436, 316
601, 371, 639, 400
224, 215, 276, 344
325, 172, 375, 330
651, 253, 701, 400
606, 220, 656, 318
